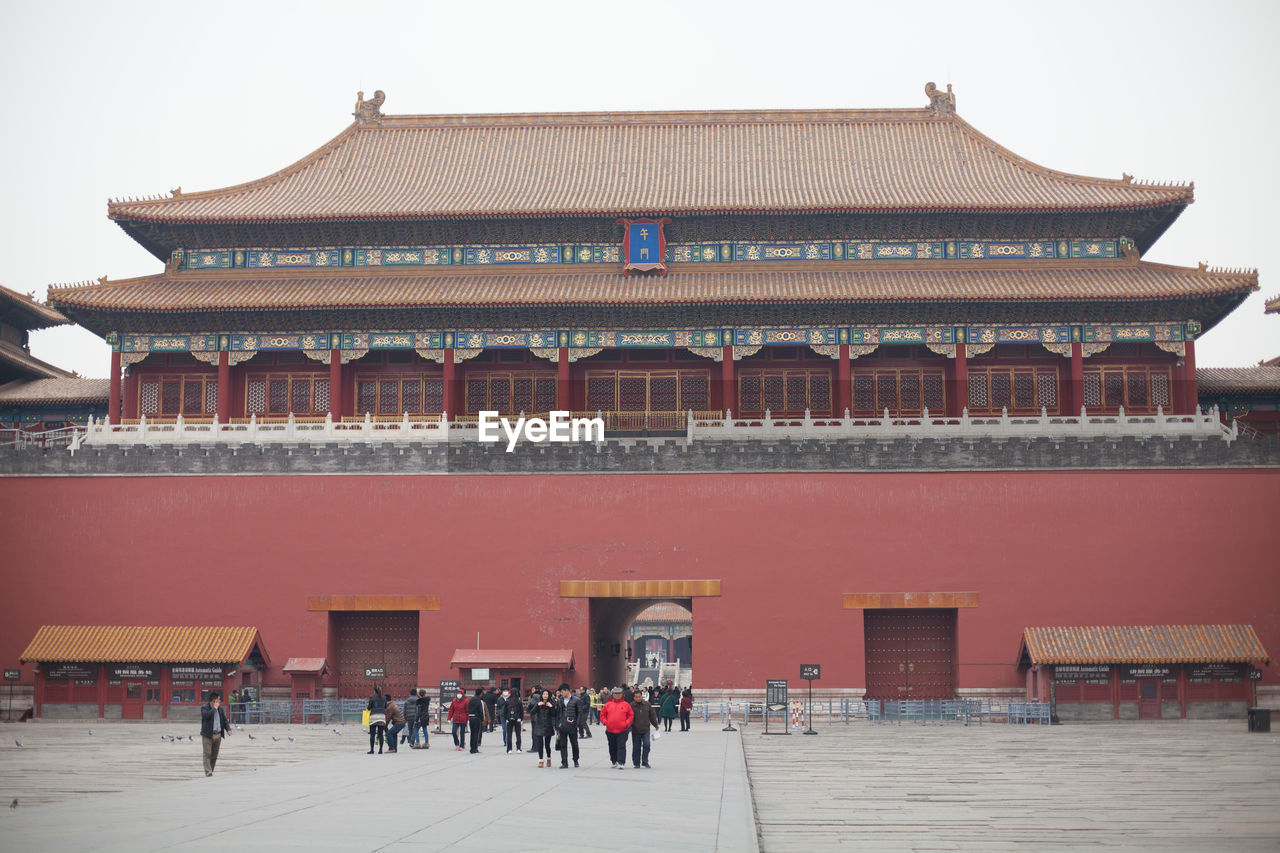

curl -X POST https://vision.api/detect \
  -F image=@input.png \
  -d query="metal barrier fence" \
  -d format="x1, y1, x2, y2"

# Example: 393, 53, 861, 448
225, 697, 1051, 727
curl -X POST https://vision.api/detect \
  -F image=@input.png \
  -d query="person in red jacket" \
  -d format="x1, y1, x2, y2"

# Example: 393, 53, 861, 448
598, 686, 634, 769
447, 689, 470, 751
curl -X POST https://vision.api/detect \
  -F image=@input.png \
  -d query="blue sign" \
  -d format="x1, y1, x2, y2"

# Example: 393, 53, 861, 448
628, 223, 661, 265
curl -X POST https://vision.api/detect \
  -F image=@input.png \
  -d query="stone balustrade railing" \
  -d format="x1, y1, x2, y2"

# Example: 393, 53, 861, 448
71, 406, 1234, 450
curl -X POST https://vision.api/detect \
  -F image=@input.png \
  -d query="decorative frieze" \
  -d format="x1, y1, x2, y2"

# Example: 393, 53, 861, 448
108, 321, 1198, 358
177, 237, 1124, 271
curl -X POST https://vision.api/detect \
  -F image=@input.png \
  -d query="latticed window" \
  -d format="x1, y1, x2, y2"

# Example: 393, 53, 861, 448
850, 368, 946, 416
967, 367, 1059, 414
584, 370, 711, 412
739, 369, 836, 415
355, 374, 446, 414
1083, 367, 1173, 413
461, 372, 557, 414
247, 373, 328, 416
138, 374, 216, 417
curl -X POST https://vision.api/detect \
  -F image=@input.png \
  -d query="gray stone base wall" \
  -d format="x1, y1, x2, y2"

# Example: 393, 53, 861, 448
1118, 702, 1139, 720
1162, 701, 1182, 719
40, 704, 100, 719
1187, 701, 1248, 720
3, 433, 1279, 476
1055, 702, 1115, 722
166, 706, 201, 722
103, 705, 121, 719
142, 704, 162, 720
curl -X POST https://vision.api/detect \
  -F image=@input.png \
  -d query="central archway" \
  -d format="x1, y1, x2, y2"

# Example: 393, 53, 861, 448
559, 579, 720, 688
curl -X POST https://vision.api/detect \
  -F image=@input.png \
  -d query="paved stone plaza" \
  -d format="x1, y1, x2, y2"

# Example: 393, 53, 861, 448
0, 720, 1276, 851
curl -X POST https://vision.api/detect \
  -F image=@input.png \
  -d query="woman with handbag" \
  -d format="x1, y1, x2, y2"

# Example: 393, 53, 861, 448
528, 689, 557, 768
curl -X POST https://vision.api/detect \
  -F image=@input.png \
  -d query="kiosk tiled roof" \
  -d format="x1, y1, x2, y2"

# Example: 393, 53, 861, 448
48, 260, 1256, 314
0, 377, 109, 405
1197, 365, 1280, 394
20, 626, 268, 664
449, 649, 575, 669
107, 107, 1191, 225
1021, 625, 1268, 665
282, 657, 328, 674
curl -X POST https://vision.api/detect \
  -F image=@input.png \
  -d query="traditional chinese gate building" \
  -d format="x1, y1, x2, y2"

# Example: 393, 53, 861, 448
0, 85, 1273, 712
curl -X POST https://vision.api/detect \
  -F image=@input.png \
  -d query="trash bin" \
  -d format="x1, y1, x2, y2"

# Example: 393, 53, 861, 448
1247, 707, 1271, 733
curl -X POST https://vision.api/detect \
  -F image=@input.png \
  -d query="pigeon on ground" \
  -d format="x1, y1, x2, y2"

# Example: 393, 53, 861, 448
332, 729, 342, 735
287, 736, 295, 742
272, 736, 279, 742
187, 735, 193, 741
88, 729, 94, 735
9, 798, 16, 809
14, 740, 22, 747
246, 732, 256, 740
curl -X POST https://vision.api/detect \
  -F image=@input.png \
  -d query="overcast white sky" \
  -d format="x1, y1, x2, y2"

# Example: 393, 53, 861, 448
2, 0, 1276, 377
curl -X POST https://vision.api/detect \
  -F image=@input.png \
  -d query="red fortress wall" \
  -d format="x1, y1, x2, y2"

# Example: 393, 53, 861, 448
2, 470, 1277, 691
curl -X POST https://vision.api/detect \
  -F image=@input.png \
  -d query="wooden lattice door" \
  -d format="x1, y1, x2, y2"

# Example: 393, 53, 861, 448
335, 611, 419, 699
864, 609, 956, 700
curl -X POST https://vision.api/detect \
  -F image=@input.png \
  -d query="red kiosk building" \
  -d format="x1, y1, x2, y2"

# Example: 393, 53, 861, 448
2, 85, 1274, 715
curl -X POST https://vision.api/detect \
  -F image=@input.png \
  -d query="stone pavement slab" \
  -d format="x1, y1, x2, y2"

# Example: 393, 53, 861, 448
742, 720, 1280, 852
0, 723, 756, 852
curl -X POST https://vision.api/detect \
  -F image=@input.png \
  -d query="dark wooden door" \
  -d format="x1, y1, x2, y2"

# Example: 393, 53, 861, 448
335, 612, 419, 699
122, 681, 144, 719
1138, 680, 1160, 719
864, 609, 956, 700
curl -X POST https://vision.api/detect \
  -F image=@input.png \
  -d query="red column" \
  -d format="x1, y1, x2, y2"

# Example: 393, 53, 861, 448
1070, 342, 1084, 415
217, 351, 231, 422
108, 350, 122, 422
953, 343, 968, 417
836, 344, 851, 417
328, 349, 342, 419
1183, 339, 1198, 414
721, 346, 735, 414
443, 348, 457, 416
34, 669, 43, 718
97, 664, 106, 719
557, 347, 571, 411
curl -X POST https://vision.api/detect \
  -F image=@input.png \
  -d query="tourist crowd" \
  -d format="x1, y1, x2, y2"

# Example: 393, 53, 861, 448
364, 682, 695, 769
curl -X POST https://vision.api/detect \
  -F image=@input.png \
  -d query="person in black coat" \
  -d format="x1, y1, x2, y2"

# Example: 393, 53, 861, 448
200, 691, 232, 776
556, 682, 581, 768
503, 688, 524, 753
528, 689, 557, 767
574, 687, 593, 739
467, 688, 486, 753
412, 689, 431, 749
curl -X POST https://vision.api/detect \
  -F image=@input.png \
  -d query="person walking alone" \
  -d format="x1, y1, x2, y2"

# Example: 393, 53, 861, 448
600, 686, 634, 769
575, 687, 593, 739
412, 689, 431, 749
448, 688, 469, 751
366, 687, 388, 755
503, 686, 524, 753
529, 689, 556, 767
556, 683, 581, 768
199, 691, 232, 776
467, 688, 486, 753
679, 688, 694, 731
659, 685, 678, 733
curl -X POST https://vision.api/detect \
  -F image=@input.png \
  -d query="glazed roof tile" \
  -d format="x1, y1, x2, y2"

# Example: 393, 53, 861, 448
20, 625, 268, 664
0, 341, 73, 380
0, 284, 69, 330
48, 260, 1257, 313
282, 657, 328, 674
634, 603, 693, 623
107, 107, 1192, 224
1020, 625, 1268, 665
1197, 365, 1280, 394
0, 377, 109, 405
1266, 294, 1280, 314
449, 649, 574, 669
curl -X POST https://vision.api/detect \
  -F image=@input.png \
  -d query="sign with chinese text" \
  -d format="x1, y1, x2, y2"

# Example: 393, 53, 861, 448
617, 217, 671, 276
800, 664, 821, 680
46, 664, 97, 680
110, 665, 158, 679
440, 680, 461, 703
4, 669, 21, 681
1053, 665, 1110, 685
364, 666, 386, 679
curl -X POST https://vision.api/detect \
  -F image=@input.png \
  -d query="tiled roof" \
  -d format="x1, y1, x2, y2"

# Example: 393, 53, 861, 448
1021, 625, 1268, 665
1266, 294, 1280, 314
20, 626, 267, 664
0, 284, 68, 330
1197, 366, 1280, 394
48, 260, 1257, 313
106, 107, 1191, 224
0, 377, 109, 405
0, 341, 72, 380
634, 603, 692, 623
282, 657, 328, 674
449, 649, 574, 669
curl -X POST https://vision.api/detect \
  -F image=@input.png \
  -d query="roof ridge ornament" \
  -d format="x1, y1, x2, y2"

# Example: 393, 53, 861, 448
925, 81, 955, 116
353, 89, 386, 124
